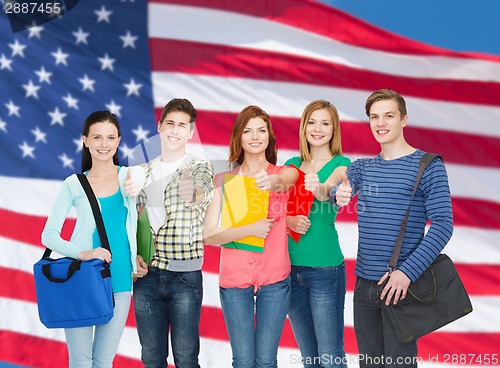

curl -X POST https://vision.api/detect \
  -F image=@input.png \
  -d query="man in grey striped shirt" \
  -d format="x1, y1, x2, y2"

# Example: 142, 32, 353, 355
331, 89, 453, 367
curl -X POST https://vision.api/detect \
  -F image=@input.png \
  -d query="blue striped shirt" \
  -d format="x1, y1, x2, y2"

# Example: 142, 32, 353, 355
331, 150, 453, 282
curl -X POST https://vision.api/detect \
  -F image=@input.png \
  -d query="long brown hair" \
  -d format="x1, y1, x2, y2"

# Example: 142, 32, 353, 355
228, 105, 277, 165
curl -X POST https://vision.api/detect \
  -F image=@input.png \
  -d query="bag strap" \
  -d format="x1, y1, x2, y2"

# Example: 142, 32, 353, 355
42, 174, 112, 259
76, 174, 111, 252
387, 153, 442, 272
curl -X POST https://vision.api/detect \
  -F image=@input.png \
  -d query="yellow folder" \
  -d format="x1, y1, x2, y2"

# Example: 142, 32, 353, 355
221, 174, 269, 252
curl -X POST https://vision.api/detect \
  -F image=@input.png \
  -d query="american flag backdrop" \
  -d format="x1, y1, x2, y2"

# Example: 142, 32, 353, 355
1, 0, 500, 367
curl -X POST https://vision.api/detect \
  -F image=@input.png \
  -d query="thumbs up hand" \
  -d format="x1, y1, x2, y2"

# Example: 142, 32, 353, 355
124, 167, 140, 197
304, 159, 320, 193
255, 157, 272, 191
178, 167, 196, 202
335, 171, 352, 207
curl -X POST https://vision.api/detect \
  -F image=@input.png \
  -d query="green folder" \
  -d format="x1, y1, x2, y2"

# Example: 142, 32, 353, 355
137, 208, 155, 263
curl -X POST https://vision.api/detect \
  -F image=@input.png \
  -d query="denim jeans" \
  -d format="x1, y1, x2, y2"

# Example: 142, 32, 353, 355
353, 277, 418, 368
220, 276, 291, 368
64, 292, 131, 368
288, 264, 347, 368
133, 267, 203, 368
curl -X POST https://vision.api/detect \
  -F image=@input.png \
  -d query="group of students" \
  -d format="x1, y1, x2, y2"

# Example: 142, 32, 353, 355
41, 88, 453, 368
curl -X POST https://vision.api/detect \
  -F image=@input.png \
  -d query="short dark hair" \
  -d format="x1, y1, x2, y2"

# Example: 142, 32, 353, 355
365, 89, 407, 117
159, 98, 197, 129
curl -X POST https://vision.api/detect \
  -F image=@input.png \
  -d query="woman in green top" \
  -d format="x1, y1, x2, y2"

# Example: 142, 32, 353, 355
285, 100, 350, 368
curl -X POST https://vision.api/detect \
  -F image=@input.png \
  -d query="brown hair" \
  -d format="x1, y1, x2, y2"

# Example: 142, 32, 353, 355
299, 100, 343, 161
365, 89, 407, 117
159, 98, 197, 130
228, 105, 277, 165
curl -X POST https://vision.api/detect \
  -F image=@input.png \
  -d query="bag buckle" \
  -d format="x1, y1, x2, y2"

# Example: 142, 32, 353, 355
387, 265, 395, 276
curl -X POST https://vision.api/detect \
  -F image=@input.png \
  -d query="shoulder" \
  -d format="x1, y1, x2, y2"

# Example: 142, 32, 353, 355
399, 150, 444, 173
267, 164, 286, 175
284, 156, 300, 167
420, 152, 448, 180
349, 156, 372, 169
189, 156, 213, 169
118, 165, 146, 184
54, 174, 84, 200
64, 173, 81, 187
214, 169, 237, 188
421, 152, 445, 169
143, 156, 161, 173
332, 155, 351, 167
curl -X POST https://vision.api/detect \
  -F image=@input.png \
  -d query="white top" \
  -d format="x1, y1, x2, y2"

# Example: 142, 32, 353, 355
144, 154, 187, 232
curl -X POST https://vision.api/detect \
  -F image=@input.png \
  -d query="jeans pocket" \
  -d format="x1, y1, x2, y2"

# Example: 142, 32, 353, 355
277, 275, 291, 287
354, 276, 361, 291
178, 270, 203, 289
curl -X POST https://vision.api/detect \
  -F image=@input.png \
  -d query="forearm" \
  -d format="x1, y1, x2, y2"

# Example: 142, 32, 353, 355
203, 224, 255, 245
400, 218, 453, 281
190, 164, 214, 205
269, 168, 298, 192
313, 183, 332, 201
41, 230, 82, 259
191, 185, 205, 204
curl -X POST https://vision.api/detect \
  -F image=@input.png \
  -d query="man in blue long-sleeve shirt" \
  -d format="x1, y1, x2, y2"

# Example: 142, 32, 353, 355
331, 89, 453, 367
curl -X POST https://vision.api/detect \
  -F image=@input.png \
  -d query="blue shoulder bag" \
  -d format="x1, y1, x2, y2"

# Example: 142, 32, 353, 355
33, 174, 114, 329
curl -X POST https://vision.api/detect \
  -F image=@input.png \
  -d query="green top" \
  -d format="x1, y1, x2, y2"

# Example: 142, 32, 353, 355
285, 155, 351, 267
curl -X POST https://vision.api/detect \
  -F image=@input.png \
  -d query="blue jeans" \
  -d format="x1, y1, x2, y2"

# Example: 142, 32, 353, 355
288, 264, 347, 368
64, 292, 131, 368
133, 267, 203, 368
220, 276, 291, 368
353, 277, 418, 368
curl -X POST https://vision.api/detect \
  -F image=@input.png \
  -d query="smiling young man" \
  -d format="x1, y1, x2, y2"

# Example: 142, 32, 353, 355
133, 98, 214, 368
330, 89, 453, 367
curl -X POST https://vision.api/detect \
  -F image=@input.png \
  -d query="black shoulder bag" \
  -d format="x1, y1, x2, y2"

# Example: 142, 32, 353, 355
379, 153, 473, 344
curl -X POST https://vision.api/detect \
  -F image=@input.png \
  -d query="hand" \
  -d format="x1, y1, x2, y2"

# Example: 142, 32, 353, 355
133, 255, 148, 281
304, 159, 319, 193
124, 168, 140, 197
287, 215, 311, 234
178, 167, 196, 202
335, 172, 352, 207
377, 270, 411, 305
251, 218, 275, 238
255, 157, 272, 191
77, 248, 112, 263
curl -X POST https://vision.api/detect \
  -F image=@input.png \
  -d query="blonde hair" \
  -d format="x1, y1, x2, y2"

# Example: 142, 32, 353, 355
299, 100, 343, 161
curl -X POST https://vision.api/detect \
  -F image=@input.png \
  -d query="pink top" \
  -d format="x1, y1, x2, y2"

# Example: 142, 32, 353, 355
215, 164, 292, 290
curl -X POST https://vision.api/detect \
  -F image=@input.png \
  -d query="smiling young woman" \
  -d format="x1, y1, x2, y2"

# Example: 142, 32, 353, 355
203, 105, 298, 368
41, 110, 146, 367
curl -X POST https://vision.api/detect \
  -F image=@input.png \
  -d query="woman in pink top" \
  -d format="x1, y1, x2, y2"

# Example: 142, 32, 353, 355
204, 105, 298, 368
